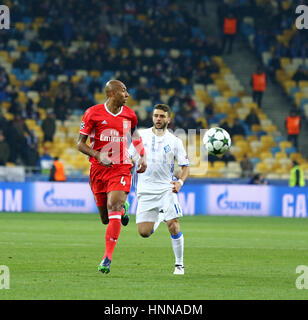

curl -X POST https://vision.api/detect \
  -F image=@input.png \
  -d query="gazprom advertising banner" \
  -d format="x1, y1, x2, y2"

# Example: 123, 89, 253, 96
0, 182, 308, 218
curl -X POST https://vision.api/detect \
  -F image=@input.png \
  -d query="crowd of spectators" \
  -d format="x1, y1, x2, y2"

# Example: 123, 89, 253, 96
218, 0, 307, 60
0, 0, 225, 166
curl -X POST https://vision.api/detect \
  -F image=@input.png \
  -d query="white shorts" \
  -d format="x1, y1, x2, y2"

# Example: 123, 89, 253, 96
136, 191, 183, 224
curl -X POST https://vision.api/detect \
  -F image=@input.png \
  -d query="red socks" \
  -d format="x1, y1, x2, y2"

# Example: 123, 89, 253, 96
103, 211, 122, 261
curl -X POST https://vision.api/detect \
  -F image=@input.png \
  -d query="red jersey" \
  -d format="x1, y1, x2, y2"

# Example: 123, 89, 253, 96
80, 103, 138, 166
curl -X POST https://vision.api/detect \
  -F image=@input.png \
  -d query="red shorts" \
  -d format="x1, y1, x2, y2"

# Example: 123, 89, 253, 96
89, 163, 132, 207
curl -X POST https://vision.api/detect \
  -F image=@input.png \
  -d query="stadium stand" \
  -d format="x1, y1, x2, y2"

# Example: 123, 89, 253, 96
0, 0, 307, 182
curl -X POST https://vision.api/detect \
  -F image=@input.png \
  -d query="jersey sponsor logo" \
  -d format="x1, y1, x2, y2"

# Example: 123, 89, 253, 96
100, 129, 125, 142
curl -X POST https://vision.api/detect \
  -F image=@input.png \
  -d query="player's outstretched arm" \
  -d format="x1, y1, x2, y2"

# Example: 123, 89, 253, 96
77, 134, 113, 167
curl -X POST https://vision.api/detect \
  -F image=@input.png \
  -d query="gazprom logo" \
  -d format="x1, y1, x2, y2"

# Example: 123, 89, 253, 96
43, 187, 85, 207
217, 188, 261, 210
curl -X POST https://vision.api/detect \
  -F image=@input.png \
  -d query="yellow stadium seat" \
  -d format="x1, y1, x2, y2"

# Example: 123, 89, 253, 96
17, 46, 28, 53
71, 75, 81, 83
220, 68, 231, 74
299, 81, 308, 89
275, 152, 287, 160
251, 124, 262, 133
295, 92, 306, 107
6, 162, 16, 167
94, 93, 106, 102
213, 161, 226, 169
1, 101, 11, 110
255, 162, 270, 173
232, 134, 244, 143
235, 140, 249, 150
260, 152, 272, 161
0, 51, 9, 59
279, 141, 292, 150
15, 22, 25, 31
29, 63, 39, 73
222, 91, 235, 98
280, 57, 291, 68
90, 70, 100, 78
289, 153, 302, 162
247, 135, 258, 143
263, 124, 277, 133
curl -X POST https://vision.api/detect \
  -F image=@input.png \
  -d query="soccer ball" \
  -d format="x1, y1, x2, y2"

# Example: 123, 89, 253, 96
203, 127, 232, 156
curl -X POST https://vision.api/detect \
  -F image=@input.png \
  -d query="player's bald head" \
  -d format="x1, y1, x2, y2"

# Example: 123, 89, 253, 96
105, 80, 126, 97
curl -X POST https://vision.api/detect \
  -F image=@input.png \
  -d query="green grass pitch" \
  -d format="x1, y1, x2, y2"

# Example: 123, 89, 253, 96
1, 212, 308, 300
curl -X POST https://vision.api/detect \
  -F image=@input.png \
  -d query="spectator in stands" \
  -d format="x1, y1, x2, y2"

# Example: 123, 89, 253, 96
267, 54, 281, 83
231, 118, 246, 136
42, 111, 56, 142
193, 0, 207, 15
285, 109, 301, 151
0, 67, 9, 91
0, 130, 10, 166
26, 129, 38, 149
205, 102, 215, 123
168, 92, 183, 112
49, 157, 66, 182
26, 142, 40, 173
249, 173, 267, 185
89, 77, 102, 94
221, 12, 237, 54
240, 154, 253, 178
33, 71, 50, 92
251, 66, 267, 108
54, 91, 68, 121
289, 161, 306, 187
38, 91, 53, 110
245, 108, 260, 127
26, 99, 40, 120
220, 119, 232, 134
292, 65, 308, 84
6, 115, 29, 164
38, 146, 53, 172
13, 52, 29, 70
139, 112, 153, 128
221, 150, 235, 163
0, 110, 8, 134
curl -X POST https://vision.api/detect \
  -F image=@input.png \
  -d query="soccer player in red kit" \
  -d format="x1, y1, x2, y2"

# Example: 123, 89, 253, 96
77, 80, 147, 274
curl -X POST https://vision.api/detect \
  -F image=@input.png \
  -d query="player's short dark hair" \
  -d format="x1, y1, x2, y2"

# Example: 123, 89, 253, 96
153, 104, 171, 115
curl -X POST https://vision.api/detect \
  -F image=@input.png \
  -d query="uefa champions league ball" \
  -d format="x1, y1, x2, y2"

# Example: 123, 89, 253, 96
203, 127, 232, 156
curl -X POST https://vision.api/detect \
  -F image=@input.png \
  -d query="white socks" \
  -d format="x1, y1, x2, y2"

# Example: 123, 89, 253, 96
171, 231, 184, 266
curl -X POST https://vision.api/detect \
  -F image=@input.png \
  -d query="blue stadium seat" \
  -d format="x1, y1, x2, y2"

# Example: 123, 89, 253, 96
274, 136, 286, 144
250, 157, 261, 168
285, 147, 297, 156
271, 147, 281, 156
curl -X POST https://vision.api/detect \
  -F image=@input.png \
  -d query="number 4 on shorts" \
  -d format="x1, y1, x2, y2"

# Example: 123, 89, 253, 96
120, 176, 126, 186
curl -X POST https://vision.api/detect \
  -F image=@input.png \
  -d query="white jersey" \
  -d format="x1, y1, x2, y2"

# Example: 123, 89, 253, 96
129, 127, 189, 195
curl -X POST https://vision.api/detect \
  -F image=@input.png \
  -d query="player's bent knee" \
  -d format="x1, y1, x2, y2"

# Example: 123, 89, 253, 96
168, 220, 180, 235
137, 224, 153, 238
139, 231, 151, 238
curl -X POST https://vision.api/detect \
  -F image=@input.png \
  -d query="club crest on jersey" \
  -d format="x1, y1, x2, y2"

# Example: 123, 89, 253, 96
164, 145, 171, 153
101, 120, 108, 125
123, 120, 130, 129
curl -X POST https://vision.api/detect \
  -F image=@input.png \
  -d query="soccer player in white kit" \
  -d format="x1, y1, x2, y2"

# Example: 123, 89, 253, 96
129, 104, 189, 275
